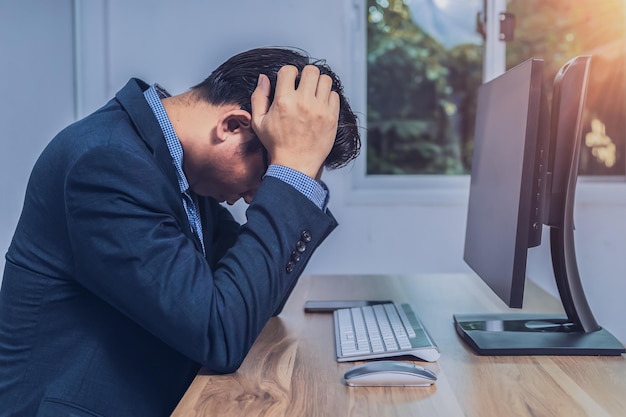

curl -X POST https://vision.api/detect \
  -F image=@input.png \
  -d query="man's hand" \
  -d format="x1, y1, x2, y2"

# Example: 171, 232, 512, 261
251, 65, 340, 180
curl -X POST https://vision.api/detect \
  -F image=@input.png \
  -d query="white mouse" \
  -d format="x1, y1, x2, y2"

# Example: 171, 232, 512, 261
343, 361, 437, 387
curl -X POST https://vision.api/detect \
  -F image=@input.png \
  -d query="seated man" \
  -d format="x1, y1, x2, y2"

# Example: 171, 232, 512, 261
0, 47, 360, 417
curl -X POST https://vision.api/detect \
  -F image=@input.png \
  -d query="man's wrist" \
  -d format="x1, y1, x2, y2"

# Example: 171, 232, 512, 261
264, 164, 328, 210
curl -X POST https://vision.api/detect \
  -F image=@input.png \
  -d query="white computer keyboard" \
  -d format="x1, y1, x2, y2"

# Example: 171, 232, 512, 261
334, 303, 440, 362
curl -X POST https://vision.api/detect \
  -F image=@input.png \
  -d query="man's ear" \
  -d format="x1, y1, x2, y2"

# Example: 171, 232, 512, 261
216, 109, 252, 142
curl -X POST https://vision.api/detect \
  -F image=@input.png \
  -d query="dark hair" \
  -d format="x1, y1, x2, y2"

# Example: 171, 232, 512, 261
191, 47, 360, 169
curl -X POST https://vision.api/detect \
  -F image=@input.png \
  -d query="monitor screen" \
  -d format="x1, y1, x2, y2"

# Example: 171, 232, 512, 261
463, 58, 548, 308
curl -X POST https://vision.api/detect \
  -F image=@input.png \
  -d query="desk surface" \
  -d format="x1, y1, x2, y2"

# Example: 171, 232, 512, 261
171, 274, 626, 417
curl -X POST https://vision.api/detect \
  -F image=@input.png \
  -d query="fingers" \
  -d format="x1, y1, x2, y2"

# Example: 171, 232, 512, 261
329, 90, 340, 117
274, 64, 335, 101
297, 65, 321, 96
251, 74, 271, 131
314, 71, 335, 103
274, 65, 299, 95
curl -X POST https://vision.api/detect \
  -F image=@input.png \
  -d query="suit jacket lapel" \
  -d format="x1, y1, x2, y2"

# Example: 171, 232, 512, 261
114, 78, 204, 254
115, 78, 179, 191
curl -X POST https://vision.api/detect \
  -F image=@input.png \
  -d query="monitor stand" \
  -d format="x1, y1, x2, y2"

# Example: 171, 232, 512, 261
453, 313, 625, 356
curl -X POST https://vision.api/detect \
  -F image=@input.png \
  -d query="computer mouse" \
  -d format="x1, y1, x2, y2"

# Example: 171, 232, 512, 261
343, 361, 437, 387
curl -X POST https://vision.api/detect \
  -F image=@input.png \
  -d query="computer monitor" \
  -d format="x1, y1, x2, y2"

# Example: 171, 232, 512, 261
455, 56, 625, 356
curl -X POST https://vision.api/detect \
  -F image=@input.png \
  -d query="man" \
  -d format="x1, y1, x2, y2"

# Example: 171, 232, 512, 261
0, 47, 360, 416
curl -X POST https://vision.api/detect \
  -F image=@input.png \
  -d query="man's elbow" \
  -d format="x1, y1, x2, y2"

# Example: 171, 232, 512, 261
200, 351, 247, 375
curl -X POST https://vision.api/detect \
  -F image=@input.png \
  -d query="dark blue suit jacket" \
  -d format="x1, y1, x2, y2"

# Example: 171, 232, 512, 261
0, 79, 337, 416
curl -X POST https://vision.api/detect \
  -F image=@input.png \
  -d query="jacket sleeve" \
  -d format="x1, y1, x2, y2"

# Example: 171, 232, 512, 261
204, 200, 240, 269
64, 146, 337, 373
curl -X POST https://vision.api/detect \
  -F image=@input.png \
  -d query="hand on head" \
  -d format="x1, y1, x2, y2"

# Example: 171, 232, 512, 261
250, 65, 340, 180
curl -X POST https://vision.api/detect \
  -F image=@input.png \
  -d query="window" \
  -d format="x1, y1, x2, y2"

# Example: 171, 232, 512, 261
365, 0, 484, 176
362, 0, 625, 180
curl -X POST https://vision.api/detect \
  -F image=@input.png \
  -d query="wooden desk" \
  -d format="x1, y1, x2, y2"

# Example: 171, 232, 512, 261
171, 274, 626, 417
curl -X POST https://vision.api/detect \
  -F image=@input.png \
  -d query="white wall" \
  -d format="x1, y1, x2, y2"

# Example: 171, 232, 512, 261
0, 0, 76, 272
1, 0, 625, 342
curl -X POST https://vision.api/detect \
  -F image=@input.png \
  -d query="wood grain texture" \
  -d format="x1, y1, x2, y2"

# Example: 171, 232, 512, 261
171, 274, 626, 417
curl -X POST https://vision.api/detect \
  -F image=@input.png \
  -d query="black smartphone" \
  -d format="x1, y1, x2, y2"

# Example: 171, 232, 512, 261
303, 300, 393, 313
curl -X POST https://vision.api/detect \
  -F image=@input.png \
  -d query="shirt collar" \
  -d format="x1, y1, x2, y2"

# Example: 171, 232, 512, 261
143, 84, 190, 194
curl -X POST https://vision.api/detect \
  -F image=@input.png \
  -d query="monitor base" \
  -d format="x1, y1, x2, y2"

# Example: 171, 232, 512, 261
454, 313, 625, 356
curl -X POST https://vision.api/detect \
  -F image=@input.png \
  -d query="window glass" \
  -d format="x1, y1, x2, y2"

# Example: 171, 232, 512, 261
366, 0, 483, 175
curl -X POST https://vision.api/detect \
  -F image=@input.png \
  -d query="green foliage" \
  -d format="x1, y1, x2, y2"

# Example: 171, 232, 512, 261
366, 0, 482, 175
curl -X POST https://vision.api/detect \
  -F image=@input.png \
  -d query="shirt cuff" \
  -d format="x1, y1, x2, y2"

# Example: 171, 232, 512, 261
265, 165, 329, 211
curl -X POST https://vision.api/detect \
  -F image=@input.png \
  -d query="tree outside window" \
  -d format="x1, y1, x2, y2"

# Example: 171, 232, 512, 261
366, 0, 483, 175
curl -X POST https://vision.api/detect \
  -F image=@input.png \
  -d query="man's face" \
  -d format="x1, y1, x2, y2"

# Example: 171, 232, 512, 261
185, 130, 267, 205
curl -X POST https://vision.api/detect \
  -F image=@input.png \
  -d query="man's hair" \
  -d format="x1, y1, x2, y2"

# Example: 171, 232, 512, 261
191, 47, 360, 169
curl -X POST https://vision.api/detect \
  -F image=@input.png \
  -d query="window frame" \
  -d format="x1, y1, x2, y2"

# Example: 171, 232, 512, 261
347, 0, 625, 206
